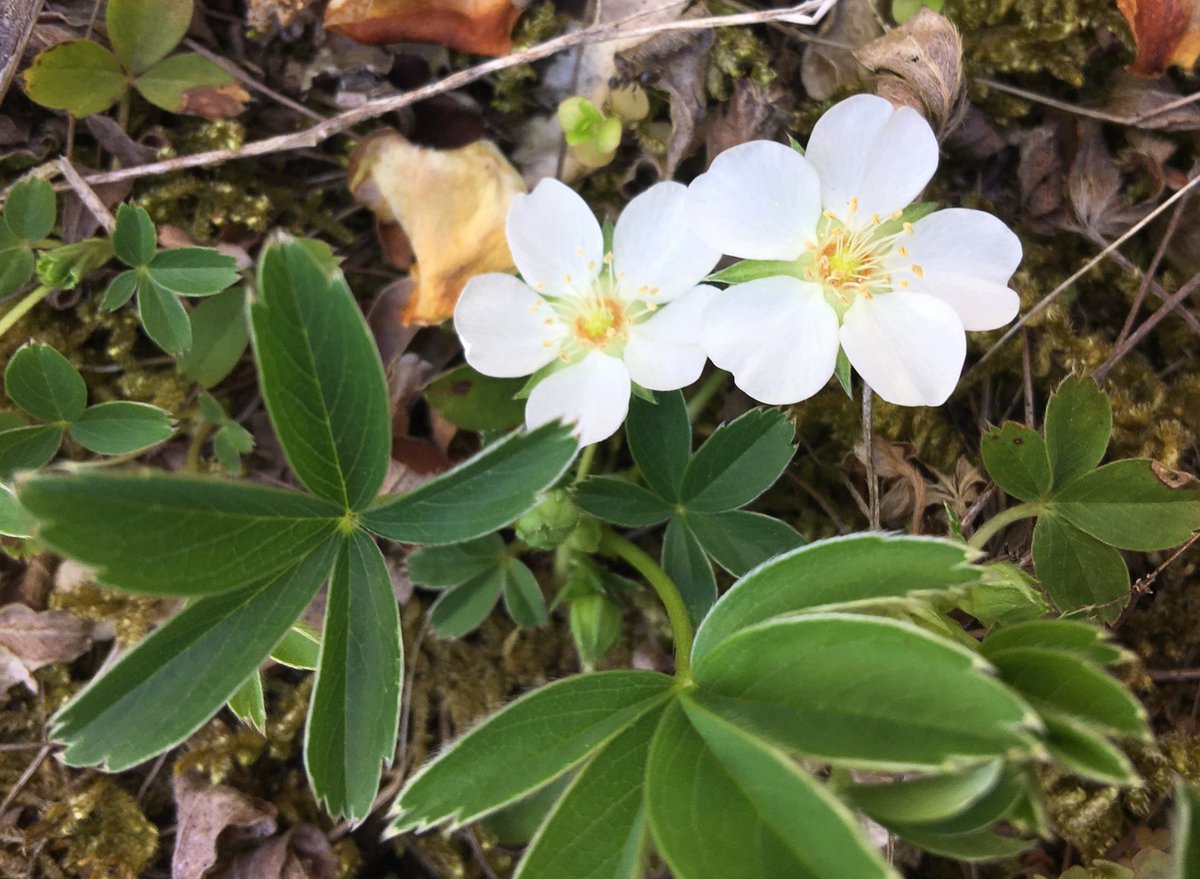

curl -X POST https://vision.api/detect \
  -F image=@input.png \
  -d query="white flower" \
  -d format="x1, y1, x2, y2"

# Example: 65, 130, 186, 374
685, 94, 1022, 407
454, 179, 720, 445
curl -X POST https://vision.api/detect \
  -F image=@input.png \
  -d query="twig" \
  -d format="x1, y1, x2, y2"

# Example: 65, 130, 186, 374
56, 158, 116, 233
967, 171, 1200, 378
1096, 247, 1200, 338
1093, 271, 1200, 383
0, 0, 44, 107
1148, 668, 1200, 682
0, 743, 52, 815
1021, 328, 1034, 428
181, 38, 326, 123
1, 0, 836, 199
1110, 192, 1190, 357
1112, 531, 1200, 630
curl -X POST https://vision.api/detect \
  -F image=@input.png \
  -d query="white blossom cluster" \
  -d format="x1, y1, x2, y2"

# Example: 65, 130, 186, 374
454, 94, 1023, 445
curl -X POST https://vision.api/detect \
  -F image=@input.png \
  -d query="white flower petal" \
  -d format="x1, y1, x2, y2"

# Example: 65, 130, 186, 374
685, 141, 821, 260
507, 178, 603, 298
888, 208, 1022, 330
840, 292, 966, 407
701, 276, 840, 404
526, 350, 631, 446
805, 94, 938, 221
454, 273, 564, 378
613, 182, 722, 303
623, 285, 717, 390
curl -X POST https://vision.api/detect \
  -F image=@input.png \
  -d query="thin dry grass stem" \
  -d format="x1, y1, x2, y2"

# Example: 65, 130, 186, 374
1094, 271, 1200, 385
1148, 667, 1200, 682
181, 38, 327, 123
0, 743, 53, 815
1021, 327, 1034, 428
1112, 531, 1200, 629
56, 157, 116, 233
1107, 191, 1192, 365
1097, 247, 1200, 336
0, 0, 836, 201
0, 0, 45, 107
968, 171, 1200, 377
861, 384, 880, 530
976, 76, 1200, 128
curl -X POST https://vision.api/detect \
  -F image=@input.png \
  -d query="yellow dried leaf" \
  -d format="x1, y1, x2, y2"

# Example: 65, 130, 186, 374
349, 130, 526, 326
1117, 0, 1200, 76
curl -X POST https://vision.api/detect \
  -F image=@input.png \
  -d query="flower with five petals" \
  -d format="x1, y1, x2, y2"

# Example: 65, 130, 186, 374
454, 178, 720, 445
685, 93, 1023, 407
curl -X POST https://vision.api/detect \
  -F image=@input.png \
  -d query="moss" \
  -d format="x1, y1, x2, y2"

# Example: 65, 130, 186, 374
29, 779, 158, 879
490, 3, 565, 114
49, 583, 161, 646
706, 28, 776, 102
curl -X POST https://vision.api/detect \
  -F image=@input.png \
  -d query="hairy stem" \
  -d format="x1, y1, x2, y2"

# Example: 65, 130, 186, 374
967, 502, 1044, 551
600, 530, 694, 681
0, 285, 50, 340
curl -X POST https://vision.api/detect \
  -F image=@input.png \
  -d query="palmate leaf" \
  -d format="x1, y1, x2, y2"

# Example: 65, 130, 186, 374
1043, 375, 1111, 489
979, 422, 1050, 502
646, 700, 898, 879
362, 424, 577, 544
51, 539, 337, 770
306, 531, 402, 820
684, 509, 805, 576
678, 408, 795, 513
18, 471, 342, 595
514, 708, 660, 879
251, 236, 390, 510
390, 671, 674, 834
626, 391, 690, 501
840, 762, 1005, 826
693, 534, 981, 661
107, 0, 192, 73
692, 614, 1038, 772
5, 343, 86, 423
66, 402, 174, 455
662, 515, 715, 625
1031, 513, 1129, 617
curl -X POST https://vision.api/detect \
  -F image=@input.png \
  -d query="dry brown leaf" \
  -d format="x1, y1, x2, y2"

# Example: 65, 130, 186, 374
705, 78, 793, 162
1117, 0, 1200, 76
213, 825, 338, 879
179, 82, 251, 120
323, 0, 521, 56
172, 773, 278, 879
1106, 73, 1200, 130
1018, 125, 1070, 233
349, 129, 526, 326
800, 0, 881, 100
854, 8, 966, 140
0, 603, 93, 692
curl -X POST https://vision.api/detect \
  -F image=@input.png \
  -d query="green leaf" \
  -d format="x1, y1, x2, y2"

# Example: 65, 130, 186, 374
1173, 783, 1200, 879
502, 559, 547, 627
428, 569, 504, 638
686, 510, 805, 576
107, 0, 193, 73
1045, 375, 1111, 489
112, 204, 157, 267
19, 471, 342, 595
229, 672, 265, 732
0, 238, 35, 299
900, 768, 1030, 836
514, 709, 659, 879
251, 237, 390, 510
0, 425, 63, 478
213, 423, 253, 473
147, 246, 239, 296
21, 40, 128, 117
51, 541, 337, 770
889, 824, 1034, 862
134, 52, 236, 112
835, 347, 852, 397
958, 563, 1049, 628
574, 477, 673, 527
1031, 514, 1129, 617
626, 392, 690, 501
362, 424, 577, 543
981, 619, 1128, 666
980, 422, 1051, 502
306, 531, 402, 820
138, 276, 192, 354
1041, 712, 1137, 785
425, 364, 525, 432
680, 409, 795, 513
271, 622, 320, 669
408, 534, 504, 588
390, 670, 674, 834
36, 238, 115, 290
569, 592, 624, 668
708, 258, 801, 286
693, 614, 1037, 771
663, 515, 716, 626
647, 699, 898, 879
67, 402, 174, 454
987, 647, 1147, 739
1053, 459, 1200, 551
694, 534, 980, 662
841, 762, 1003, 826
5, 343, 87, 422
0, 483, 33, 538
102, 270, 139, 310
176, 287, 248, 387
485, 777, 572, 845
4, 177, 56, 242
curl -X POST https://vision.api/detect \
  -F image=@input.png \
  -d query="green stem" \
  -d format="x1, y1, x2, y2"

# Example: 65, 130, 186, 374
686, 369, 728, 422
600, 530, 694, 681
573, 443, 597, 484
967, 502, 1044, 551
0, 286, 50, 340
